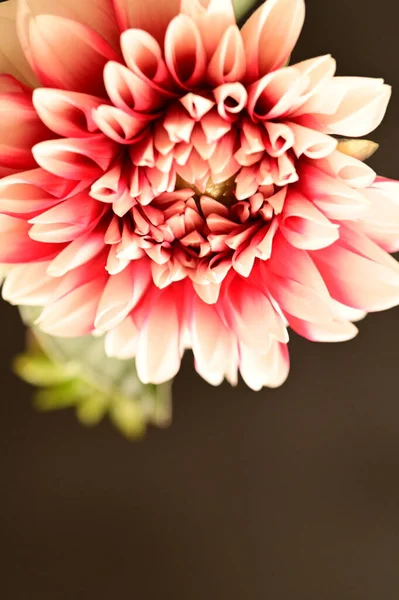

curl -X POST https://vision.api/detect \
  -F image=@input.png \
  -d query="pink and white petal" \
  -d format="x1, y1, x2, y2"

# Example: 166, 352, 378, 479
181, 0, 236, 58
95, 260, 152, 332
17, 0, 120, 49
32, 89, 103, 137
28, 193, 105, 243
208, 25, 246, 85
164, 15, 207, 89
222, 275, 289, 350
241, 0, 305, 81
313, 77, 391, 137
0, 0, 38, 86
239, 340, 290, 391
298, 163, 372, 221
0, 214, 64, 263
17, 10, 120, 97
32, 135, 118, 180
135, 286, 183, 384
311, 226, 399, 312
2, 261, 57, 305
190, 294, 236, 386
104, 316, 139, 359
279, 190, 340, 250
264, 232, 335, 323
286, 313, 359, 342
312, 149, 376, 189
289, 122, 337, 159
357, 178, 399, 253
46, 230, 105, 276
112, 0, 180, 42
36, 276, 107, 337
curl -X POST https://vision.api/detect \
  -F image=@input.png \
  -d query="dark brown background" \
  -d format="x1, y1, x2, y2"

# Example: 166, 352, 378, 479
1, 0, 399, 598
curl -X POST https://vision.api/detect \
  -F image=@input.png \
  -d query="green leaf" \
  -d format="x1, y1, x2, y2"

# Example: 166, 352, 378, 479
233, 0, 258, 22
19, 306, 173, 437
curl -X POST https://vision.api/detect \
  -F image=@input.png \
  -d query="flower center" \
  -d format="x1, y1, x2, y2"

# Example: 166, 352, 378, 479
175, 174, 238, 207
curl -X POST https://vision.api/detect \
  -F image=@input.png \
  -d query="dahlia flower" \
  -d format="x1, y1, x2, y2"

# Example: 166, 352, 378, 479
1, 0, 399, 390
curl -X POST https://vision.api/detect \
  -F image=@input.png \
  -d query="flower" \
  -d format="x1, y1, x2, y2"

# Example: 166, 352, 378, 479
1, 0, 399, 390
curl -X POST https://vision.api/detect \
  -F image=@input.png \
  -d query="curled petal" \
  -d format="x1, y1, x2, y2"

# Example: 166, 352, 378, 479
164, 15, 207, 89
104, 61, 166, 114
32, 88, 102, 137
32, 135, 118, 180
214, 83, 247, 121
121, 29, 176, 94
181, 0, 236, 58
93, 105, 153, 144
247, 66, 307, 120
241, 0, 305, 81
208, 25, 246, 86
289, 122, 337, 159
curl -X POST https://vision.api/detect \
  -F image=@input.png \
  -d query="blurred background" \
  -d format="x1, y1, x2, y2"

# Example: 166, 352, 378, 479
1, 0, 399, 598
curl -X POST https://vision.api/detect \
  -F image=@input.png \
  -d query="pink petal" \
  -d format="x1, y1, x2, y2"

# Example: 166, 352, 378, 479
46, 230, 106, 276
265, 232, 334, 323
121, 29, 175, 94
17, 9, 119, 97
357, 178, 399, 252
0, 90, 50, 170
112, 0, 180, 43
28, 192, 105, 242
0, 0, 37, 86
104, 61, 167, 114
311, 225, 399, 312
241, 0, 305, 81
247, 66, 307, 120
0, 214, 63, 262
18, 0, 120, 49
222, 275, 288, 350
299, 163, 372, 221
